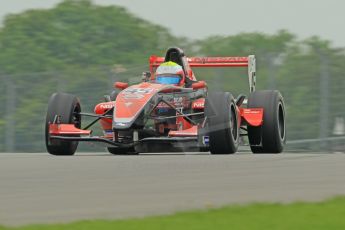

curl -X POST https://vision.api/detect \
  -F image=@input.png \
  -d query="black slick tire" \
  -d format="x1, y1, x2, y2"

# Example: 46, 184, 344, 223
247, 90, 286, 153
205, 92, 239, 154
45, 93, 81, 155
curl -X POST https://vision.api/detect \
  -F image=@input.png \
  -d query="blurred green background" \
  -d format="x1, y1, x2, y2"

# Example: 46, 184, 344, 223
0, 0, 344, 152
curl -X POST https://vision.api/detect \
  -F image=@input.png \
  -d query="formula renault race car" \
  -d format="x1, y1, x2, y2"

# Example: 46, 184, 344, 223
45, 47, 286, 155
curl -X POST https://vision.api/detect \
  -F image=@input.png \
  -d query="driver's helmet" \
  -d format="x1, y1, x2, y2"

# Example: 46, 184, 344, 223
155, 61, 184, 85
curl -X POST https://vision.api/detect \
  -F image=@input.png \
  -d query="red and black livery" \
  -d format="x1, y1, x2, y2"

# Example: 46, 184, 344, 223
45, 47, 286, 155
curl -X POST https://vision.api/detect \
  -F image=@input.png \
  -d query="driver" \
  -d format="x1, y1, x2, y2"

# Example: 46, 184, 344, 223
155, 61, 185, 86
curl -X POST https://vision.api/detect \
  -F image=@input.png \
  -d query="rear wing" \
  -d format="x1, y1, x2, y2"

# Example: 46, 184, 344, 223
149, 55, 256, 92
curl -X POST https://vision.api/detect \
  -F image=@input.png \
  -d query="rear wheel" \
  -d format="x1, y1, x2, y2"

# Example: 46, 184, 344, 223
45, 93, 81, 155
247, 90, 286, 153
205, 92, 239, 154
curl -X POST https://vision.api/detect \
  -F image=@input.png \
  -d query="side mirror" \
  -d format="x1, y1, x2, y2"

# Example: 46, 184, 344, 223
192, 81, 207, 90
114, 82, 128, 90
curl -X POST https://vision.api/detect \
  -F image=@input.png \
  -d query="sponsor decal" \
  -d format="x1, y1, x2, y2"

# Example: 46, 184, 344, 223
174, 97, 183, 103
115, 122, 127, 127
99, 103, 114, 109
193, 103, 203, 107
193, 102, 204, 108
157, 96, 188, 108
122, 94, 144, 99
188, 57, 248, 63
203, 136, 209, 145
173, 97, 184, 107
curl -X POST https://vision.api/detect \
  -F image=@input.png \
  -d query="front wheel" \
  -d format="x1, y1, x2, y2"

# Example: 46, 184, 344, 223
45, 93, 81, 155
205, 92, 239, 154
247, 90, 286, 153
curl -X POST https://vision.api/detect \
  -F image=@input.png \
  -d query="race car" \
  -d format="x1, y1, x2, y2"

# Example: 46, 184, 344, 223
45, 47, 286, 155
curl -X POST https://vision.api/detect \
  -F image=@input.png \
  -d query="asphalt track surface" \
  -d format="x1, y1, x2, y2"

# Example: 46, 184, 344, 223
0, 152, 345, 226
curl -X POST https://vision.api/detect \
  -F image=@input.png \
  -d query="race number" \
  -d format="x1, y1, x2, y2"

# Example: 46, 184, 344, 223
122, 87, 154, 99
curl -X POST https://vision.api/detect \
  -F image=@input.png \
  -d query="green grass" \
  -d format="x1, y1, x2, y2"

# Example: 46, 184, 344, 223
2, 197, 345, 230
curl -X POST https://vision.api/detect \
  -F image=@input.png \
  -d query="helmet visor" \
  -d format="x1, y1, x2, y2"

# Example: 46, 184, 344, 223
156, 75, 181, 84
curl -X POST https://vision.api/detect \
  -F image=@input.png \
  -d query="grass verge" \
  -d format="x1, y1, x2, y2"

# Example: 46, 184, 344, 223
1, 197, 345, 230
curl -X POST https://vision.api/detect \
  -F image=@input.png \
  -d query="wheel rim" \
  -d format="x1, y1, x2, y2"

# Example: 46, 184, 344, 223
278, 102, 285, 140
72, 104, 81, 128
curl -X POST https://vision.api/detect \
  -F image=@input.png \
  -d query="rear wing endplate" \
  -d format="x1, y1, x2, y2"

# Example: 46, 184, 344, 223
149, 55, 256, 92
